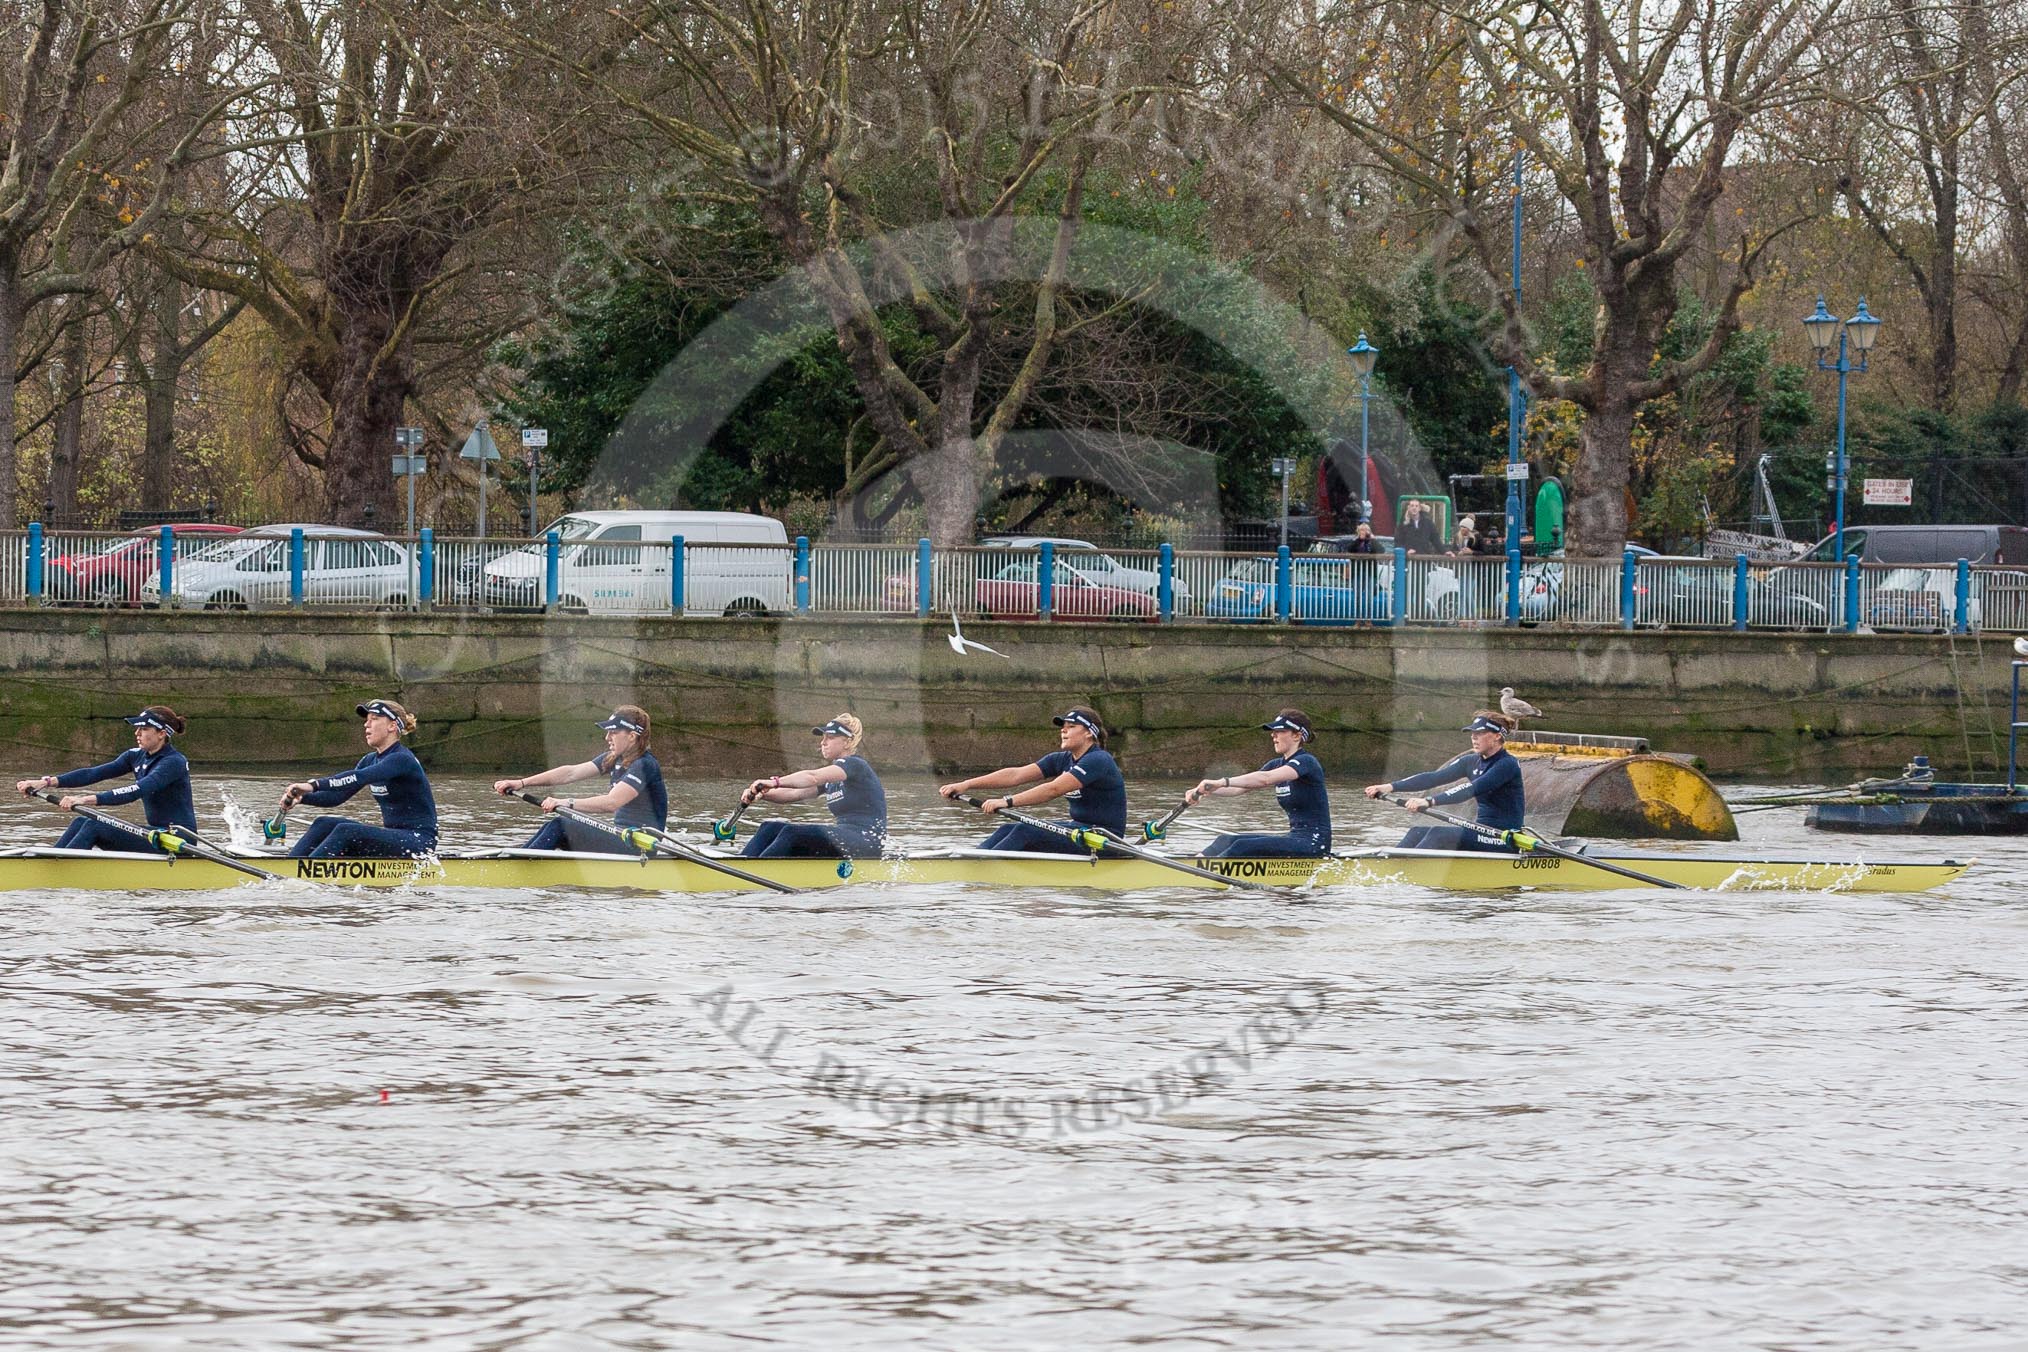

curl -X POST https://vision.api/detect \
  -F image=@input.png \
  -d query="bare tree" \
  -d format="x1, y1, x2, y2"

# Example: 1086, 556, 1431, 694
154, 0, 588, 522
553, 0, 1196, 543
1277, 0, 1847, 555
0, 0, 231, 526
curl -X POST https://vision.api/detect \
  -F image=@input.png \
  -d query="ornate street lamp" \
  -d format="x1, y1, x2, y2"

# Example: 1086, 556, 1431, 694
1346, 333, 1379, 524
1802, 297, 1883, 562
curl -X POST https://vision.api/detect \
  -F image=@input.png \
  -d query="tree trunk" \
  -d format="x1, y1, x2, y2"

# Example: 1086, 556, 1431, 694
48, 318, 89, 521
141, 274, 183, 511
321, 313, 410, 526
920, 432, 981, 547
1567, 400, 1638, 557
0, 264, 19, 527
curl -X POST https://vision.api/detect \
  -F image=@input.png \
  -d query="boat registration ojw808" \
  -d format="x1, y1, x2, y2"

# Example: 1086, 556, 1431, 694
0, 846, 1972, 894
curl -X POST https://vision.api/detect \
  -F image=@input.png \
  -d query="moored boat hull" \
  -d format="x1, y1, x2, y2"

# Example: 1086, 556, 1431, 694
0, 845, 1972, 893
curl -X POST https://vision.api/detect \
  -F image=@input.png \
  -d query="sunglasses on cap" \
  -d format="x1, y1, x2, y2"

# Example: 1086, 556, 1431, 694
596, 713, 645, 733
1052, 710, 1102, 737
1462, 716, 1506, 734
124, 711, 174, 734
811, 721, 854, 738
1260, 715, 1312, 741
356, 700, 403, 721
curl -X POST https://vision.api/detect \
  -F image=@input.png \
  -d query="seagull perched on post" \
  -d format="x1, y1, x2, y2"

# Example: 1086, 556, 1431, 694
949, 611, 1009, 659
1499, 687, 1543, 724
2014, 635, 2028, 658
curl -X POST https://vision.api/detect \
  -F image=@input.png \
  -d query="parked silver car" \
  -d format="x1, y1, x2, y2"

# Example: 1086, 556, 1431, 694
141, 525, 413, 610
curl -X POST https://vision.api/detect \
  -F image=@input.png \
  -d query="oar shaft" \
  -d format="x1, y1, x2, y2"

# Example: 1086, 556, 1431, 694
955, 795, 1280, 895
32, 791, 271, 881
514, 792, 799, 893
1380, 793, 1685, 891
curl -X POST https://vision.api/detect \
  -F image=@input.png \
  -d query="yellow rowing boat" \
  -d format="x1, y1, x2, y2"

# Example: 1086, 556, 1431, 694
0, 845, 1972, 892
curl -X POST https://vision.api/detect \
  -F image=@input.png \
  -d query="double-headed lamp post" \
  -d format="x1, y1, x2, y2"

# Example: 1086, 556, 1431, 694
1346, 333, 1380, 524
1802, 296, 1883, 561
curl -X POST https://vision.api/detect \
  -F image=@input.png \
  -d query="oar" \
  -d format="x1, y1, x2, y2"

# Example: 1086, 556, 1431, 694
1139, 797, 1194, 842
1380, 793, 1686, 890
31, 790, 274, 883
953, 794, 1285, 897
514, 792, 800, 894
710, 799, 752, 844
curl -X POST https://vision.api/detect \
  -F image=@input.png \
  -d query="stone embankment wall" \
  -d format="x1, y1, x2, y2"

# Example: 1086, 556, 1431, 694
0, 610, 2010, 781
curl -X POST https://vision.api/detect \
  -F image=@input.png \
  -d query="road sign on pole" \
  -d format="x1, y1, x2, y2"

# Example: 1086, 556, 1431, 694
521, 428, 547, 533
461, 422, 501, 536
393, 427, 425, 538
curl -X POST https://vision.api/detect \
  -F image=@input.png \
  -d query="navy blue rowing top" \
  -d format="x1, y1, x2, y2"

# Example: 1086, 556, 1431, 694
1394, 748, 1525, 830
301, 743, 438, 839
56, 746, 196, 830
596, 749, 667, 830
1263, 751, 1331, 844
822, 755, 886, 835
1036, 747, 1126, 834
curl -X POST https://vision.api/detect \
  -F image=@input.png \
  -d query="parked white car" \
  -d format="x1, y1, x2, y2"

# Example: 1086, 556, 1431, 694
481, 510, 791, 616
141, 525, 413, 610
979, 536, 1193, 607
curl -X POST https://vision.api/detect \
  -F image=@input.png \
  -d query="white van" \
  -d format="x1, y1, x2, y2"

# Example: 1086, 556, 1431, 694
481, 511, 791, 616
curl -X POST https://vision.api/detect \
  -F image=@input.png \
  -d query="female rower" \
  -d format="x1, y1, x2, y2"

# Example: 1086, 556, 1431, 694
281, 700, 438, 859
1185, 709, 1331, 858
14, 707, 196, 852
1363, 712, 1522, 852
738, 715, 887, 858
493, 707, 667, 853
939, 706, 1126, 855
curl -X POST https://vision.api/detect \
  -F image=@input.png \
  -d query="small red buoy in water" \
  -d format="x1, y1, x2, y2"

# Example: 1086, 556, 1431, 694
379, 1089, 390, 1103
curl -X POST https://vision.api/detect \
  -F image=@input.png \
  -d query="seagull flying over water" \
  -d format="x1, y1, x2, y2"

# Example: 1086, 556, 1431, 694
949, 611, 1009, 659
1499, 687, 1543, 724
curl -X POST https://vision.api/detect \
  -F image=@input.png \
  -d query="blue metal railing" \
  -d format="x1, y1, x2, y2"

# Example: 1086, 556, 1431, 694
10, 525, 2017, 635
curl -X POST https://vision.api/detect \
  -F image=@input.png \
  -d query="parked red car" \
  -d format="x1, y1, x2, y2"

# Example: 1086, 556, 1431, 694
975, 561, 1157, 621
45, 523, 243, 606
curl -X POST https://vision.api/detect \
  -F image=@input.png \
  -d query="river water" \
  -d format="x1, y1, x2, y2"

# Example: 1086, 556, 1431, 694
1, 768, 2023, 1349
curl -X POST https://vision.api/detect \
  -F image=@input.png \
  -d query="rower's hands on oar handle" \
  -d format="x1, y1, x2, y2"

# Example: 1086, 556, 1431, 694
56, 794, 92, 811
280, 782, 312, 811
492, 778, 525, 795
742, 776, 785, 804
1185, 776, 1239, 805
937, 780, 971, 800
538, 796, 571, 813
16, 775, 56, 796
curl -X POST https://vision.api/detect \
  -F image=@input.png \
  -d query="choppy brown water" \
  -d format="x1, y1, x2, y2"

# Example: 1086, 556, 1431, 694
2, 767, 2023, 1349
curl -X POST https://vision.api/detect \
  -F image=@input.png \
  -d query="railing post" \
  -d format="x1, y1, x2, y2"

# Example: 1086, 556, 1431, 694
1733, 553, 1749, 632
1158, 542, 1174, 624
1275, 545, 1292, 623
26, 523, 42, 600
1955, 557, 1972, 634
1038, 542, 1055, 622
1620, 549, 1636, 630
544, 529, 560, 611
1844, 554, 1861, 634
1505, 546, 1522, 626
794, 535, 810, 616
289, 527, 305, 607
419, 528, 434, 608
1391, 546, 1407, 627
671, 535, 685, 614
157, 526, 173, 608
915, 538, 931, 619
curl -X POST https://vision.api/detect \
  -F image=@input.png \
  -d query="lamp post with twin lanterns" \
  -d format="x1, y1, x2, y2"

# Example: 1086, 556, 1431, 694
1801, 296, 1882, 562
1346, 333, 1379, 524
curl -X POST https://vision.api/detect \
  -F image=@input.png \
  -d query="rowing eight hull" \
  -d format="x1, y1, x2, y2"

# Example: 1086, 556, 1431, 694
0, 847, 1972, 893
